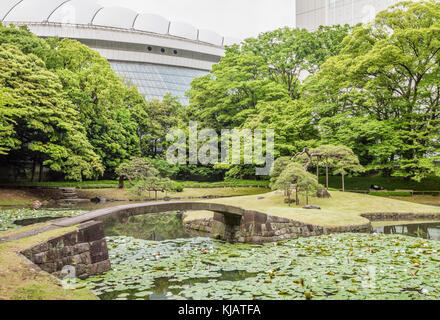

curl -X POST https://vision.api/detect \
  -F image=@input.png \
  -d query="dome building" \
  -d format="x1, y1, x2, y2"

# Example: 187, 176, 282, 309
0, 0, 235, 104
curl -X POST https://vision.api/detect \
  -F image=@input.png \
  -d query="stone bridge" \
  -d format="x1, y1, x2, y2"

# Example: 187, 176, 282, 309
14, 201, 373, 280
52, 201, 371, 243
52, 201, 274, 243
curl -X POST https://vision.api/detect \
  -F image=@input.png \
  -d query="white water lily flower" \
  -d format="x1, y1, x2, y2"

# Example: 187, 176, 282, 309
422, 289, 429, 295
312, 279, 317, 283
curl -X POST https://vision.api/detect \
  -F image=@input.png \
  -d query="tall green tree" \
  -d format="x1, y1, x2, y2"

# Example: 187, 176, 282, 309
138, 94, 183, 157
305, 0, 440, 181
241, 25, 352, 99
0, 44, 103, 181
45, 38, 141, 176
187, 51, 288, 130
0, 89, 18, 155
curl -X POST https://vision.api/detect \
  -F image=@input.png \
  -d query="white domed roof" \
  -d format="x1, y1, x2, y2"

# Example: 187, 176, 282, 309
0, 0, 225, 46
3, 0, 67, 23
198, 29, 223, 46
169, 21, 198, 41
133, 13, 169, 35
48, 0, 102, 25
92, 6, 137, 30
0, 0, 22, 21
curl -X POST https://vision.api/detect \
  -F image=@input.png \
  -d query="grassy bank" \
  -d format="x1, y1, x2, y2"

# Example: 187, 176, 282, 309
0, 225, 97, 300
0, 186, 269, 207
2, 175, 439, 191
77, 187, 268, 201
0, 179, 270, 190
320, 175, 440, 191
190, 191, 440, 227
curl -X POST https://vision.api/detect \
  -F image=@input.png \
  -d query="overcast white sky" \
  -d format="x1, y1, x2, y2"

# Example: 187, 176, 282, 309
97, 0, 296, 40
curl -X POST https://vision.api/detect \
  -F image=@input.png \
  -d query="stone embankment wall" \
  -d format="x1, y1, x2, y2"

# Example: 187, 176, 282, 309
21, 221, 111, 279
361, 212, 440, 222
184, 210, 371, 244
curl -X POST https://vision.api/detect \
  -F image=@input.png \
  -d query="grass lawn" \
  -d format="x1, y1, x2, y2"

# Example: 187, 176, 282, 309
0, 189, 60, 206
77, 187, 268, 201
321, 175, 440, 191
0, 179, 270, 190
0, 186, 269, 206
390, 195, 440, 206
189, 191, 440, 227
0, 225, 97, 300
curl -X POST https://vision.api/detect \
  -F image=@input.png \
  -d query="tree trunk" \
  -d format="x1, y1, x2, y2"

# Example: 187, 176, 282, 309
118, 174, 135, 189
155, 190, 158, 200
287, 190, 291, 207
31, 159, 36, 182
38, 161, 44, 182
295, 187, 299, 205
306, 191, 309, 205
342, 172, 345, 192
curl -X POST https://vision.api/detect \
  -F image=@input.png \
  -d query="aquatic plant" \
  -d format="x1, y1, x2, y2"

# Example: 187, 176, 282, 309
80, 233, 440, 300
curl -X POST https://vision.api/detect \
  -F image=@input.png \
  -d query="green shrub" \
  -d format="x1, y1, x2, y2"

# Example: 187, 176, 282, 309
369, 191, 412, 197
171, 181, 184, 193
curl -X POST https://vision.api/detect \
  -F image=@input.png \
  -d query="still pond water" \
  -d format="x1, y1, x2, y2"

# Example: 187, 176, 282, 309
2, 208, 440, 300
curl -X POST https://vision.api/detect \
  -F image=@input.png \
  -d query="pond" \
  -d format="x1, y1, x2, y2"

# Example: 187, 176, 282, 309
0, 208, 87, 232
372, 222, 440, 241
74, 213, 440, 300
77, 232, 440, 300
2, 208, 440, 300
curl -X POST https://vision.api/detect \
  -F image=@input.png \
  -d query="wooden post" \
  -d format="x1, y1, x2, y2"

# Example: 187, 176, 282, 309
316, 160, 319, 180
325, 158, 329, 191
295, 187, 299, 205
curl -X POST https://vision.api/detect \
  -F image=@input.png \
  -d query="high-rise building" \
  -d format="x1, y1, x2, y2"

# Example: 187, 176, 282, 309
295, 0, 402, 31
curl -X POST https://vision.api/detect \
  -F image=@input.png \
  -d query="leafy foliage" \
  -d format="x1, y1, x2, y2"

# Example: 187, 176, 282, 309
305, 1, 440, 181
81, 233, 440, 300
0, 43, 104, 181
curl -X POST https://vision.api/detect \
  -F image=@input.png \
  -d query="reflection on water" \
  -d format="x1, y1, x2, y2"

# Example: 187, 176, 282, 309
103, 212, 197, 241
13, 216, 65, 226
98, 270, 258, 301
372, 222, 440, 241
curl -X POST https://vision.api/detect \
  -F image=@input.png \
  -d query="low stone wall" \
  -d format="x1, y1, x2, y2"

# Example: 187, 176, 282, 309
361, 212, 440, 222
183, 210, 371, 244
21, 221, 111, 279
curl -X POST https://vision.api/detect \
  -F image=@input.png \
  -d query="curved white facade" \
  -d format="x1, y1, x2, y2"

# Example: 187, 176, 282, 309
0, 0, 229, 104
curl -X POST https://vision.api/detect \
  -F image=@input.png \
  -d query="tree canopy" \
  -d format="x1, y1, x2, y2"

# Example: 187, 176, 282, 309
0, 43, 103, 181
0, 24, 183, 181
305, 0, 440, 181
